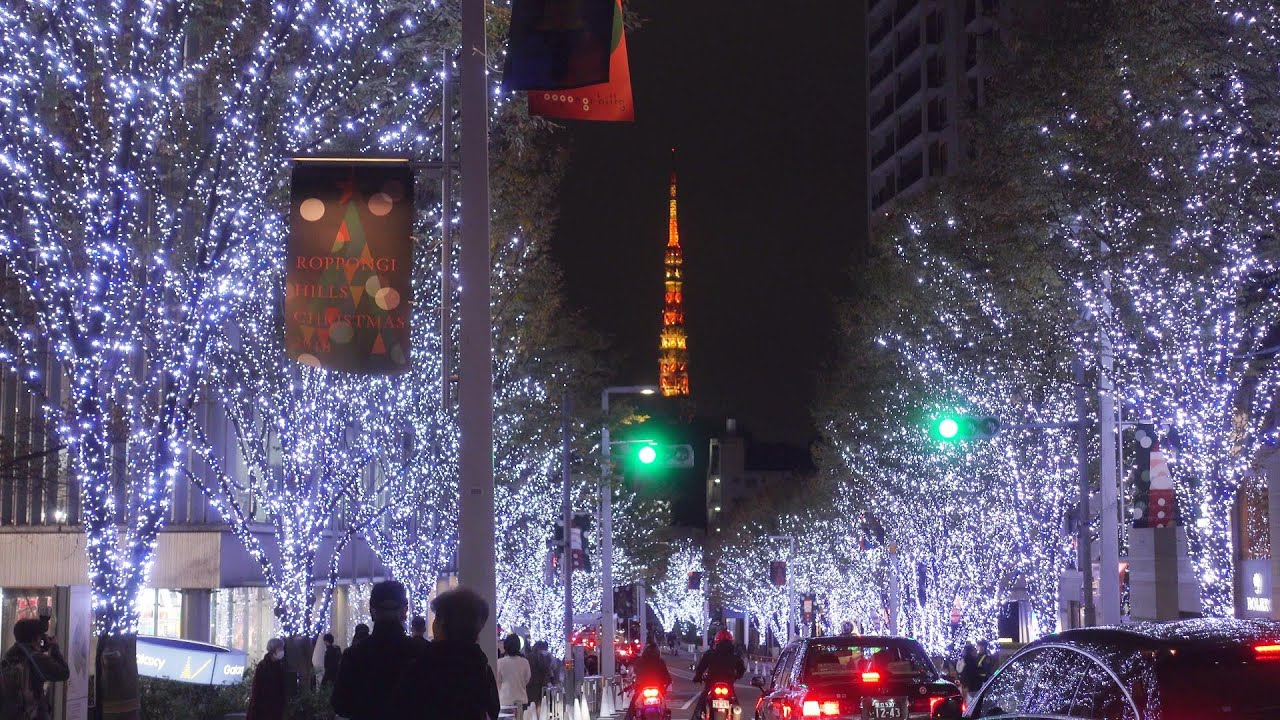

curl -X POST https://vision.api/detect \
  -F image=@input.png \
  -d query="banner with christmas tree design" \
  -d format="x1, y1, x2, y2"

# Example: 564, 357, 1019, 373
286, 159, 413, 374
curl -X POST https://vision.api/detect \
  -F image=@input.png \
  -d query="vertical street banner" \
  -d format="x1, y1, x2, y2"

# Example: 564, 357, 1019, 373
528, 0, 634, 122
286, 159, 413, 374
505, 0, 615, 91
1130, 424, 1178, 528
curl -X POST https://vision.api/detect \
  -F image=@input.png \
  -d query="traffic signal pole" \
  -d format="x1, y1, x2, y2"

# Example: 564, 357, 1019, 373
1075, 357, 1098, 627
457, 0, 497, 669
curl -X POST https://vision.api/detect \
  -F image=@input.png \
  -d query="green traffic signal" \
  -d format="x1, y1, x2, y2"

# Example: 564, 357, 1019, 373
937, 417, 960, 440
637, 445, 658, 464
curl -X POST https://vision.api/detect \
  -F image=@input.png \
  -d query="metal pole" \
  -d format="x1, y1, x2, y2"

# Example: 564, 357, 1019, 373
1098, 251, 1121, 625
1074, 357, 1097, 627
440, 51, 453, 409
458, 0, 497, 669
561, 392, 575, 692
787, 538, 797, 643
601, 391, 615, 679
637, 584, 646, 648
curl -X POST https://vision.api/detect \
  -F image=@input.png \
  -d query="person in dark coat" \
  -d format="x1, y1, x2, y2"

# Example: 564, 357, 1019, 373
525, 640, 555, 716
351, 623, 371, 647
409, 616, 430, 651
321, 634, 342, 687
691, 631, 745, 720
394, 587, 500, 720
331, 581, 416, 720
625, 643, 672, 720
3, 618, 70, 720
247, 637, 288, 720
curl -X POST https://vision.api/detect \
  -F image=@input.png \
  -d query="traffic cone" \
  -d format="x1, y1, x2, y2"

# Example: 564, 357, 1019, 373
602, 687, 615, 716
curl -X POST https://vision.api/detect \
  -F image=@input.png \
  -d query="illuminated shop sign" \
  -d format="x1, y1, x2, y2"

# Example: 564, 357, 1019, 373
136, 636, 248, 686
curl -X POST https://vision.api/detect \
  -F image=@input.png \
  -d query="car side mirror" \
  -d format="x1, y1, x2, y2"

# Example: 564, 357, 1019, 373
750, 675, 766, 690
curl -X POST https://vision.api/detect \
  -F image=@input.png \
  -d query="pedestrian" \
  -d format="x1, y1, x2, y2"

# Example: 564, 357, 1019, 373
840, 621, 856, 636
321, 634, 342, 688
247, 638, 288, 720
497, 634, 531, 718
972, 640, 995, 686
410, 616, 430, 650
958, 642, 982, 705
1, 617, 70, 720
351, 623, 371, 648
330, 581, 416, 720
394, 587, 499, 720
526, 640, 555, 716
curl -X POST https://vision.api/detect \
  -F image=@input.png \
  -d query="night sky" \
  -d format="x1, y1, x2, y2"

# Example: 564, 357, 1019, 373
550, 2, 867, 446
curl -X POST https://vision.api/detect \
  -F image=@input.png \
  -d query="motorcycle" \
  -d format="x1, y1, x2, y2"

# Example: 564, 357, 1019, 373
635, 684, 671, 720
702, 681, 741, 720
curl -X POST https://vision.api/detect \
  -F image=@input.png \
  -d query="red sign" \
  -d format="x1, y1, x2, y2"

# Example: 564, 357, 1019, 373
285, 159, 413, 374
528, 0, 634, 122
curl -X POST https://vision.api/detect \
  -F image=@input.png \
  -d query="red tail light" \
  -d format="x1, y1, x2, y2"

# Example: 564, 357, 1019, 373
929, 697, 944, 715
1254, 643, 1280, 659
712, 684, 730, 697
801, 698, 840, 717
642, 686, 661, 706
861, 671, 881, 683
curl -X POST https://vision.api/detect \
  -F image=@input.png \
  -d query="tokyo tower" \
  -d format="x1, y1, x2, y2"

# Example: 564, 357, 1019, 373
659, 154, 690, 397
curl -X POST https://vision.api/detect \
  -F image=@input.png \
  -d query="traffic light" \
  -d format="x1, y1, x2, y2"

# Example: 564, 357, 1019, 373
769, 561, 787, 587
929, 413, 1001, 442
686, 571, 703, 590
625, 442, 695, 471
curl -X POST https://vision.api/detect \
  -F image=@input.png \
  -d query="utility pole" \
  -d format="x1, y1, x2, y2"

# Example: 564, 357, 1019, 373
1075, 357, 1098, 627
457, 0, 497, 668
561, 392, 575, 692
439, 51, 452, 409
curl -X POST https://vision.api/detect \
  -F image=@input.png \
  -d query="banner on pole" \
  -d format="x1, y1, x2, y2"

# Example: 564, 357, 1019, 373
505, 0, 615, 91
528, 0, 634, 122
286, 159, 413, 374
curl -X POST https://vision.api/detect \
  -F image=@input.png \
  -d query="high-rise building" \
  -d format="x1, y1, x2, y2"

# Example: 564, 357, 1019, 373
659, 156, 690, 398
867, 0, 1028, 215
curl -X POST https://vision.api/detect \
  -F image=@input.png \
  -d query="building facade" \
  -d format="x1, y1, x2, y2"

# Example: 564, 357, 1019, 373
867, 0, 1039, 215
705, 420, 809, 535
0, 369, 392, 655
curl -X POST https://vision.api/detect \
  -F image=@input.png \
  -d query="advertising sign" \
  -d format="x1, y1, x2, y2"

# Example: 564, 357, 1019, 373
136, 637, 248, 686
1243, 559, 1272, 618
286, 159, 413, 374
527, 0, 634, 122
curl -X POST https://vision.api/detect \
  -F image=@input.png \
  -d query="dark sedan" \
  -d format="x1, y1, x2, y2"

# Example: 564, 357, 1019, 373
753, 636, 963, 720
969, 618, 1280, 719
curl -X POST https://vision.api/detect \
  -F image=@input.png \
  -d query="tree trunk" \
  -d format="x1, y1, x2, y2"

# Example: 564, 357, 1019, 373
95, 632, 139, 720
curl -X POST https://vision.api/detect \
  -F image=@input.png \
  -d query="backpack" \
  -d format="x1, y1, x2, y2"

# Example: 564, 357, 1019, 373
0, 647, 39, 720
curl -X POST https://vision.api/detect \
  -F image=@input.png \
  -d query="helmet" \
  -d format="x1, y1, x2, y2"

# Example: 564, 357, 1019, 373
715, 630, 734, 645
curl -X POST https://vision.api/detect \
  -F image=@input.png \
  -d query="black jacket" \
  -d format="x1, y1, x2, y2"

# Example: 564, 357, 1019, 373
394, 640, 499, 720
693, 642, 745, 686
330, 621, 416, 720
631, 652, 671, 690
3, 641, 69, 718
322, 644, 342, 686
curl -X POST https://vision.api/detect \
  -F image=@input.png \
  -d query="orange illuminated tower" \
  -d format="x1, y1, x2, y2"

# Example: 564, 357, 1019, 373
659, 155, 690, 397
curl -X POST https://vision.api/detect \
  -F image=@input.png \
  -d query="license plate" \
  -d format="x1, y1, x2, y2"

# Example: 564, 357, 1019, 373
861, 697, 907, 720
712, 699, 732, 710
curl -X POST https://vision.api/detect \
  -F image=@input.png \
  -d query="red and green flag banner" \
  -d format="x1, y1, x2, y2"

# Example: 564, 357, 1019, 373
505, 0, 615, 91
286, 159, 413, 374
528, 0, 634, 122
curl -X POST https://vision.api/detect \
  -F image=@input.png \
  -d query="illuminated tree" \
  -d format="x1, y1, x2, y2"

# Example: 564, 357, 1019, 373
647, 538, 705, 636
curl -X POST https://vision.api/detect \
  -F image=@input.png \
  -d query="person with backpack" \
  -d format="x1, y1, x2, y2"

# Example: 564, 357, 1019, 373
2, 617, 69, 720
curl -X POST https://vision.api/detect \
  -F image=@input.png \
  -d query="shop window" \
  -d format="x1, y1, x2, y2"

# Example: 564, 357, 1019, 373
137, 588, 183, 638
0, 589, 54, 649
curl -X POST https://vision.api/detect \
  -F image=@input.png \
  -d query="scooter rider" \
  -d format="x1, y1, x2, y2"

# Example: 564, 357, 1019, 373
626, 642, 673, 719
692, 630, 745, 720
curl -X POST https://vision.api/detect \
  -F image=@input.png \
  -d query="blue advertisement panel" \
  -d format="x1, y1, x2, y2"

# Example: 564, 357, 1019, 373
136, 637, 248, 686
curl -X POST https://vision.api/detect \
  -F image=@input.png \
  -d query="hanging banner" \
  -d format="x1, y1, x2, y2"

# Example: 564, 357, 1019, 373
505, 0, 615, 90
1130, 424, 1178, 528
528, 0, 634, 122
286, 159, 413, 374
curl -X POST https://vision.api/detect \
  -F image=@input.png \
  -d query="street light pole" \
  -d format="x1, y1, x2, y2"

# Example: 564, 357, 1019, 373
768, 535, 797, 643
561, 391, 575, 693
600, 385, 657, 680
457, 0, 497, 668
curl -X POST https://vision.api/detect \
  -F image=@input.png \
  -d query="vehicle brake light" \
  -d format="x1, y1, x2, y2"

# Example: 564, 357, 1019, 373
642, 687, 660, 699
929, 697, 944, 715
800, 699, 840, 717
713, 684, 730, 697
1254, 643, 1280, 658
861, 671, 881, 683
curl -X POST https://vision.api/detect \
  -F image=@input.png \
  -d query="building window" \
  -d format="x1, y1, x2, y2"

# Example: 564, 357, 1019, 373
137, 588, 184, 638
928, 141, 949, 177
0, 589, 53, 649
212, 587, 279, 654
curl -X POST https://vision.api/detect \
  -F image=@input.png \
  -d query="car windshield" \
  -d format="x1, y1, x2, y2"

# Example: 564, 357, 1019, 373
803, 641, 935, 681
1159, 657, 1280, 718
